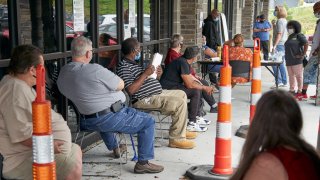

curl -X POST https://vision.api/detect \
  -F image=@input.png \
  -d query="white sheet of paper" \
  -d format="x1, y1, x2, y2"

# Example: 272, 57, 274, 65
149, 53, 163, 79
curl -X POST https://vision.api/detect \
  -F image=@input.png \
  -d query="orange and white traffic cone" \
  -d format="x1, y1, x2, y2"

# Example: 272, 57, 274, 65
317, 117, 320, 151
249, 38, 262, 123
32, 65, 56, 180
211, 45, 233, 175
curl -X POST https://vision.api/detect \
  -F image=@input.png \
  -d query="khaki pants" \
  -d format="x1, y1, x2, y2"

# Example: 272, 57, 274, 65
4, 143, 81, 180
133, 90, 188, 140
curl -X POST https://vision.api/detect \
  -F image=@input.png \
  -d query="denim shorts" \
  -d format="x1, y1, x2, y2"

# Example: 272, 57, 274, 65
303, 55, 319, 85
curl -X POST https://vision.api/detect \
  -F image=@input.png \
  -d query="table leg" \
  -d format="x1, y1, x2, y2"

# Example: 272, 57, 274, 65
276, 64, 279, 89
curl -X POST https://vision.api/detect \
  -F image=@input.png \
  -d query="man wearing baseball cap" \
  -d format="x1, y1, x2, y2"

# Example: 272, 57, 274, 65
160, 46, 216, 132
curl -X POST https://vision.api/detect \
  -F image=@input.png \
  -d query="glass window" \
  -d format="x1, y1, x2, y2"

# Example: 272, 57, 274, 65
98, 0, 117, 40
143, 1, 152, 42
98, 0, 118, 70
0, 1, 9, 60
0, 1, 8, 80
123, 0, 137, 40
211, 0, 222, 12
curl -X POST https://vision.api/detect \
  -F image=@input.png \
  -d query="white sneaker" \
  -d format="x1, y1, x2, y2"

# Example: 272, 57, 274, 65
279, 84, 288, 88
196, 116, 211, 125
187, 122, 208, 132
270, 83, 283, 89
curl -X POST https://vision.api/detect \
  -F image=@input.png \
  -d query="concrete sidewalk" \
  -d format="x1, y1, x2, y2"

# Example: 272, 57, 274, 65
81, 68, 319, 180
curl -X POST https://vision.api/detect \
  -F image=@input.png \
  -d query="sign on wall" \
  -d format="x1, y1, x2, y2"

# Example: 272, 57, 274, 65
73, 0, 85, 31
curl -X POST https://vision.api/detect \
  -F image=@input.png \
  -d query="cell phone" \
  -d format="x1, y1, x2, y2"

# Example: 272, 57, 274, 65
111, 100, 123, 113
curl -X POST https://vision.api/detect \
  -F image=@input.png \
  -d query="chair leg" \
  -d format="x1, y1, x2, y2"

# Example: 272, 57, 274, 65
157, 113, 164, 140
80, 132, 86, 148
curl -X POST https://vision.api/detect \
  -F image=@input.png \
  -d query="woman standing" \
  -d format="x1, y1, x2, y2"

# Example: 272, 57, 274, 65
231, 90, 320, 180
284, 20, 308, 95
271, 6, 288, 88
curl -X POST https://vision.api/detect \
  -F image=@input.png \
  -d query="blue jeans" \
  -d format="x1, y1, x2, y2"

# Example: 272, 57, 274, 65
80, 106, 155, 161
303, 55, 319, 85
272, 45, 287, 85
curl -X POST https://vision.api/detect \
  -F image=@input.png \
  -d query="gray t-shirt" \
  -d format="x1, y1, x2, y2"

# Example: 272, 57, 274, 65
57, 62, 126, 115
274, 18, 287, 45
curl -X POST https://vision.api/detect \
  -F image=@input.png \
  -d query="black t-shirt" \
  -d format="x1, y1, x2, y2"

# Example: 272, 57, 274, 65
160, 57, 191, 89
284, 33, 307, 66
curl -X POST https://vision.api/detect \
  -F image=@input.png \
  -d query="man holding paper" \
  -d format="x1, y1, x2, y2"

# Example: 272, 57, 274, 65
117, 38, 197, 149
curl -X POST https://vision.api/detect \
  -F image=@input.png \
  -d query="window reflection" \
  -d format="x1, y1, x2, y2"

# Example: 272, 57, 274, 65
98, 0, 118, 70
0, 2, 9, 60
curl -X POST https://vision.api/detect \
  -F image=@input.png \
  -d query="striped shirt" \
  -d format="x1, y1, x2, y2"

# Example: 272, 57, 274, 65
117, 58, 162, 101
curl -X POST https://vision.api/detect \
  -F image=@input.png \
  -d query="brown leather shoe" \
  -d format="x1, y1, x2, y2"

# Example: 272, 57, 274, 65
134, 162, 164, 174
186, 131, 198, 139
113, 144, 127, 158
168, 139, 195, 149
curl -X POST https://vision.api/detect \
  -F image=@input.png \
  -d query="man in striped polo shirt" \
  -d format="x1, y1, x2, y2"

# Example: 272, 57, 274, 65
117, 38, 197, 149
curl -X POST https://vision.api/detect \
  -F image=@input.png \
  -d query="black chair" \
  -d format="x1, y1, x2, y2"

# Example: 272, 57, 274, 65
229, 60, 251, 80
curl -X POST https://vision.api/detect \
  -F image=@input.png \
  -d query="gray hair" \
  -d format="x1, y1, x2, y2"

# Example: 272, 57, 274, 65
170, 34, 183, 48
71, 36, 92, 57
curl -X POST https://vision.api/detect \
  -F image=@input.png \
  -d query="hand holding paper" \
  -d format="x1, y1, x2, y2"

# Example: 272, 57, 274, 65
148, 53, 163, 79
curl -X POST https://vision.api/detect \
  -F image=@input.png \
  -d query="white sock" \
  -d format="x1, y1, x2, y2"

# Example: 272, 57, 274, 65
212, 103, 217, 108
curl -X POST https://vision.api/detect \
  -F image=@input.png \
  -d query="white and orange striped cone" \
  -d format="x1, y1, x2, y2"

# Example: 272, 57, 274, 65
211, 44, 233, 175
317, 117, 320, 151
185, 46, 233, 179
32, 65, 56, 180
249, 38, 262, 122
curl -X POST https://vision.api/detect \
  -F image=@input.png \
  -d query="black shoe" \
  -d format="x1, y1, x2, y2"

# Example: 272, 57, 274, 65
210, 107, 218, 113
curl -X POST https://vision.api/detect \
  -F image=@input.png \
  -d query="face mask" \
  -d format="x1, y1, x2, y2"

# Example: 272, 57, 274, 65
203, 41, 206, 47
260, 20, 264, 23
288, 28, 294, 35
273, 11, 277, 17
213, 17, 219, 22
314, 12, 320, 18
134, 52, 141, 61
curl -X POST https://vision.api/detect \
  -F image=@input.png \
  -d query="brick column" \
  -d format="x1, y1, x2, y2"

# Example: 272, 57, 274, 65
172, 0, 181, 34
231, 0, 242, 35
241, 0, 254, 39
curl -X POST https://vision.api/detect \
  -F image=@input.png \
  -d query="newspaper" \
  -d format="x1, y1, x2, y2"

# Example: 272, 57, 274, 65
148, 53, 163, 79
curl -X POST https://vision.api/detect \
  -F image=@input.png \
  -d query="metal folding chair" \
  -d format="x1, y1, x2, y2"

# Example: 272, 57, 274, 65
69, 101, 136, 176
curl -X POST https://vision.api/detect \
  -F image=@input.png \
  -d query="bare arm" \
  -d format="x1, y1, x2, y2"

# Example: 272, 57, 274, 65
303, 43, 309, 56
253, 28, 262, 33
21, 137, 32, 148
204, 47, 217, 58
244, 152, 288, 180
273, 32, 283, 49
126, 65, 154, 95
181, 74, 213, 95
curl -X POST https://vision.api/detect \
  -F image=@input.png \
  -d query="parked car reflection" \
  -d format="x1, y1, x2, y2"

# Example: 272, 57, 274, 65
99, 23, 150, 41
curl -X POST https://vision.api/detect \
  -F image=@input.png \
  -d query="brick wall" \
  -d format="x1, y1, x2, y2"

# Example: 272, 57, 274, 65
241, 0, 254, 39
